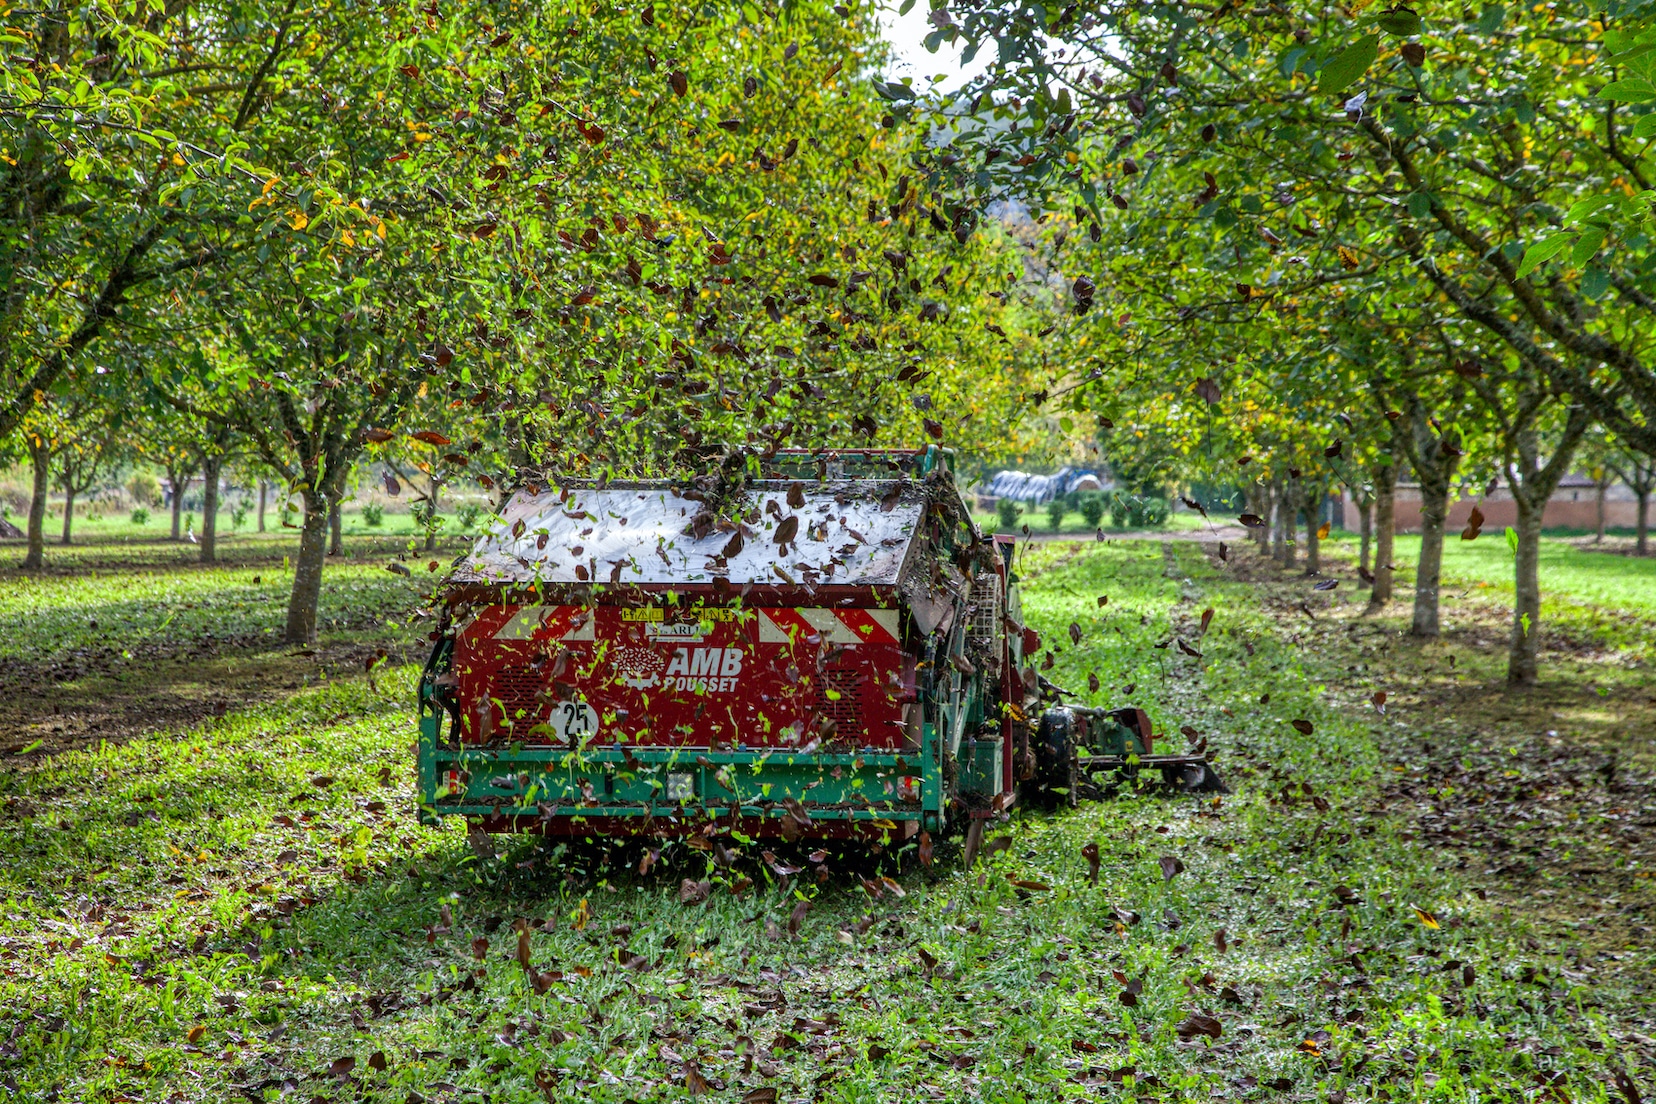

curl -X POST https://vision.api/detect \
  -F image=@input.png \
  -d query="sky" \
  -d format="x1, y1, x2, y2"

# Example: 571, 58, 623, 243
876, 0, 991, 90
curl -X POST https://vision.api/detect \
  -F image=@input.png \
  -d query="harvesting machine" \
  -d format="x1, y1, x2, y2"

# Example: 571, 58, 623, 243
416, 447, 1222, 845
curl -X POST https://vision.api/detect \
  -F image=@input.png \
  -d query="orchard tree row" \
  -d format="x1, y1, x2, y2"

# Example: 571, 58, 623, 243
3, 0, 1045, 639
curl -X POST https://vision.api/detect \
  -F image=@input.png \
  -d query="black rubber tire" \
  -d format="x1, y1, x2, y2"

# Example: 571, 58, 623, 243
1032, 708, 1079, 806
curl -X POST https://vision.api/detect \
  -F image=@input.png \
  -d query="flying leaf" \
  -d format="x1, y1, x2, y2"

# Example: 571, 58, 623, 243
410, 430, 452, 446
1291, 719, 1314, 735
1413, 905, 1441, 929
1318, 33, 1380, 95
1237, 514, 1267, 528
1158, 855, 1185, 882
1193, 377, 1222, 404
1374, 7, 1423, 34
669, 70, 688, 96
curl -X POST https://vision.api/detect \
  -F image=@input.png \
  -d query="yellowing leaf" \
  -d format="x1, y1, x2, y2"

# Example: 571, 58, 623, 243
186, 1024, 207, 1043
1413, 906, 1440, 929
287, 209, 309, 231
1316, 521, 1331, 539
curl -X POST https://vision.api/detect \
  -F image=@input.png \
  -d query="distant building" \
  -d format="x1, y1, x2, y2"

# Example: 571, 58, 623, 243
1338, 473, 1642, 532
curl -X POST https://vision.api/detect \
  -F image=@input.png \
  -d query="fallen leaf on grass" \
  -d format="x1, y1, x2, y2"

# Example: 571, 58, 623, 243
1176, 1013, 1223, 1040
1291, 719, 1314, 735
186, 1024, 206, 1043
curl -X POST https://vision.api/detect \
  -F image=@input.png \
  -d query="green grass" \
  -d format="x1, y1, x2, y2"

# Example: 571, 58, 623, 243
1, 538, 1648, 1100
971, 510, 1203, 536
8, 505, 486, 548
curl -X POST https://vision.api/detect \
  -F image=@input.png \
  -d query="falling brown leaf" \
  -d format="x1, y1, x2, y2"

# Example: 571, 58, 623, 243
1193, 377, 1222, 404
1291, 719, 1314, 735
787, 898, 810, 936
1237, 513, 1266, 528
1199, 608, 1213, 635
680, 879, 710, 904
1068, 621, 1083, 646
186, 1024, 207, 1043
669, 70, 688, 96
1081, 842, 1100, 887
1213, 927, 1228, 954
471, 936, 489, 960
1158, 855, 1185, 882
918, 830, 934, 866
409, 429, 451, 446
1010, 877, 1051, 892
329, 1055, 357, 1078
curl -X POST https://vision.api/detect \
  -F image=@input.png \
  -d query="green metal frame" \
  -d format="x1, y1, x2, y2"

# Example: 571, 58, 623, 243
416, 708, 946, 830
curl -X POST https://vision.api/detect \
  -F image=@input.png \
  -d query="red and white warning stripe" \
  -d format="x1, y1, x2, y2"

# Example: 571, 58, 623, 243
758, 608, 899, 645
490, 605, 594, 641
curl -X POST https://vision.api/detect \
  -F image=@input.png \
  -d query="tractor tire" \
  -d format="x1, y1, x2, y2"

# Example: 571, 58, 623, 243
1031, 708, 1079, 807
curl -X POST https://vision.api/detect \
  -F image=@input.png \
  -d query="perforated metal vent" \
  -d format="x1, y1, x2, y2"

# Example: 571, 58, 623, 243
490, 666, 550, 730
968, 572, 1004, 674
815, 668, 864, 736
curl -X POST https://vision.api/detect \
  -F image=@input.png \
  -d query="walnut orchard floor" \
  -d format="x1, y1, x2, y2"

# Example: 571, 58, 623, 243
0, 537, 1649, 1101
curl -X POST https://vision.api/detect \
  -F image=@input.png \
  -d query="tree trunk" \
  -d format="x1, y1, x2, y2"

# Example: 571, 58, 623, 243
1637, 489, 1649, 556
1270, 483, 1285, 561
1358, 494, 1373, 581
1302, 488, 1322, 574
329, 501, 343, 556
1412, 478, 1450, 637
1370, 465, 1396, 608
1248, 485, 1269, 550
423, 482, 440, 552
1508, 498, 1544, 687
1594, 475, 1608, 543
200, 453, 222, 563
258, 479, 268, 533
1281, 482, 1298, 569
60, 486, 75, 545
169, 466, 190, 541
24, 440, 49, 570
285, 493, 331, 644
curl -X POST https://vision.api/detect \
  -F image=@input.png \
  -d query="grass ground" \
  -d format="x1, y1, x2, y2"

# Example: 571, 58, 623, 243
13, 505, 481, 549
0, 530, 1650, 1102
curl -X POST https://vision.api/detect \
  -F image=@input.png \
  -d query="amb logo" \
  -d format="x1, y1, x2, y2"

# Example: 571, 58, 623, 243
662, 647, 743, 692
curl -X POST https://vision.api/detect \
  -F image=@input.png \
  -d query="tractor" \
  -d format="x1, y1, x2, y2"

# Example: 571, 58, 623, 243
415, 447, 1223, 846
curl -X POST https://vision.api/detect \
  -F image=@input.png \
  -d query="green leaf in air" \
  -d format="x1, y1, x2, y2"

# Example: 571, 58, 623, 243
1374, 8, 1423, 35
1318, 34, 1380, 95
1570, 224, 1607, 267
1598, 78, 1656, 102
1505, 526, 1519, 559
1514, 230, 1573, 278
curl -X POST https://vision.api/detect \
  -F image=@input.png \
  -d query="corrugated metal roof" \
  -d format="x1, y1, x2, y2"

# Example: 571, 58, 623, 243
453, 480, 931, 587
